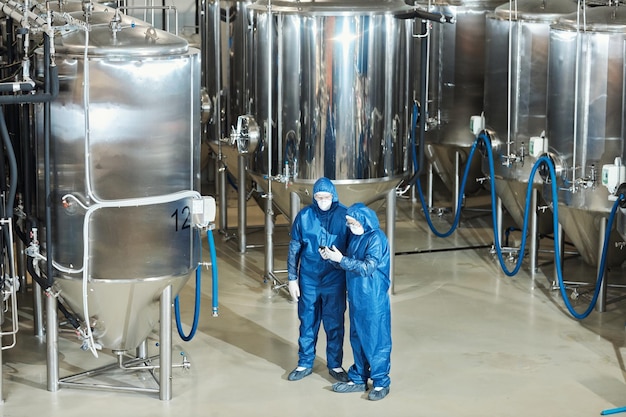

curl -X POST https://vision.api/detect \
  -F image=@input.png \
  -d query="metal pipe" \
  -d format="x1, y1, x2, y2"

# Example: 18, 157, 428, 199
238, 154, 247, 253
209, 0, 227, 234
454, 151, 460, 220
596, 217, 607, 312
136, 340, 148, 360
553, 222, 564, 289
530, 187, 538, 274
46, 293, 58, 392
264, 1, 274, 280
387, 188, 396, 295
33, 283, 43, 338
427, 162, 433, 210
496, 196, 503, 249
218, 158, 227, 232
417, 20, 428, 177
159, 284, 172, 401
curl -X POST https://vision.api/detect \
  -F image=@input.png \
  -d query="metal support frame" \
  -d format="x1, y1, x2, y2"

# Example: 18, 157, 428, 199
596, 218, 608, 313
51, 285, 177, 400
238, 155, 247, 253
387, 188, 397, 295
427, 162, 434, 210
530, 188, 539, 274
454, 151, 461, 220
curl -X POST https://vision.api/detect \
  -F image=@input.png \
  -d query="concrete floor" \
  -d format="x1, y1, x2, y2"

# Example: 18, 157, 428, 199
2, 190, 626, 417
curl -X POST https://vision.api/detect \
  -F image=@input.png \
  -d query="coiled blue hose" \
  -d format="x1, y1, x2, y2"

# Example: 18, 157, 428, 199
175, 228, 219, 341
175, 266, 201, 341
411, 102, 475, 238
410, 108, 625, 319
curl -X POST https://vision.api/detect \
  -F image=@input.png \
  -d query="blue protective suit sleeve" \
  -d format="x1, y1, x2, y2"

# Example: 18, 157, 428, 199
338, 231, 385, 277
287, 214, 303, 281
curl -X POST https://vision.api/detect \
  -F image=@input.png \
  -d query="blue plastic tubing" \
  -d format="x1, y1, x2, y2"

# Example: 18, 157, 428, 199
409, 106, 625, 319
175, 228, 219, 341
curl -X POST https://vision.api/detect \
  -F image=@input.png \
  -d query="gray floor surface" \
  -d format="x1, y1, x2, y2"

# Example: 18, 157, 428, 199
1, 190, 626, 417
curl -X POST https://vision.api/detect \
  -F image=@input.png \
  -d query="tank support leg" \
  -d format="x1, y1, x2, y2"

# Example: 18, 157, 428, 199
136, 340, 148, 360
427, 162, 434, 211
387, 188, 397, 295
530, 188, 539, 274
596, 217, 608, 313
159, 284, 172, 401
46, 294, 59, 392
454, 151, 460, 221
33, 282, 44, 338
552, 222, 564, 290
264, 192, 275, 281
238, 154, 247, 254
496, 196, 503, 251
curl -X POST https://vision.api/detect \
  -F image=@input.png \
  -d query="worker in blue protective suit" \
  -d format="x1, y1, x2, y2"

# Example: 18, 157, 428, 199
320, 202, 392, 401
286, 177, 350, 383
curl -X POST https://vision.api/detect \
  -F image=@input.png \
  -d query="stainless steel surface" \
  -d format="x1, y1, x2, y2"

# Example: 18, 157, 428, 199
203, 0, 253, 232
618, 208, 626, 240
203, 0, 253, 143
46, 295, 58, 392
546, 5, 626, 266
247, 1, 412, 214
35, 9, 201, 351
159, 284, 172, 401
417, 0, 503, 194
483, 0, 577, 233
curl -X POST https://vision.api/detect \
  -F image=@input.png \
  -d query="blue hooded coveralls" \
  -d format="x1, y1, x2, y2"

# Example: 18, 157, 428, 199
338, 203, 392, 389
287, 178, 348, 370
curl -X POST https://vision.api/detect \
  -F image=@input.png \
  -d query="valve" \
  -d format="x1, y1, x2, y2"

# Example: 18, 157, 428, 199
109, 8, 122, 35
572, 164, 597, 190
180, 352, 191, 370
229, 115, 260, 154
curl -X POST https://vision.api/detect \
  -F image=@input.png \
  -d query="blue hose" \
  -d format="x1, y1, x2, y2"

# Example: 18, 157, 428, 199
410, 102, 479, 238
174, 228, 220, 341
534, 152, 624, 319
475, 133, 624, 318
175, 266, 201, 341
207, 228, 219, 317
410, 116, 625, 318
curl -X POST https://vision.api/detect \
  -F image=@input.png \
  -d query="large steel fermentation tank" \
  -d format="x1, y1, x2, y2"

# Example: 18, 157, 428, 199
483, 0, 578, 232
36, 8, 202, 351
415, 0, 503, 195
546, 4, 626, 267
242, 0, 413, 214
203, 0, 253, 143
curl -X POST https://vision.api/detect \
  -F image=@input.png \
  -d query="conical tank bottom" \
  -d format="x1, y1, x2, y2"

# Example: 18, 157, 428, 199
55, 274, 190, 351
557, 206, 626, 267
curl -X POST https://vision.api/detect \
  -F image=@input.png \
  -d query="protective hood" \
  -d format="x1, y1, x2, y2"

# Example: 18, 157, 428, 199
346, 203, 379, 233
313, 177, 339, 203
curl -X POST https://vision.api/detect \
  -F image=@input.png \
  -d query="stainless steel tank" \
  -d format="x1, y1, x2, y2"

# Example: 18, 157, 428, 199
415, 0, 503, 195
36, 9, 202, 351
203, 0, 256, 214
241, 0, 412, 213
483, 0, 578, 232
545, 4, 626, 266
203, 0, 253, 142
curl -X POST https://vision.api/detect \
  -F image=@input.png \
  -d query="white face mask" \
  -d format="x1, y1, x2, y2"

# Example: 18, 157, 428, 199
349, 224, 364, 235
317, 199, 332, 211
